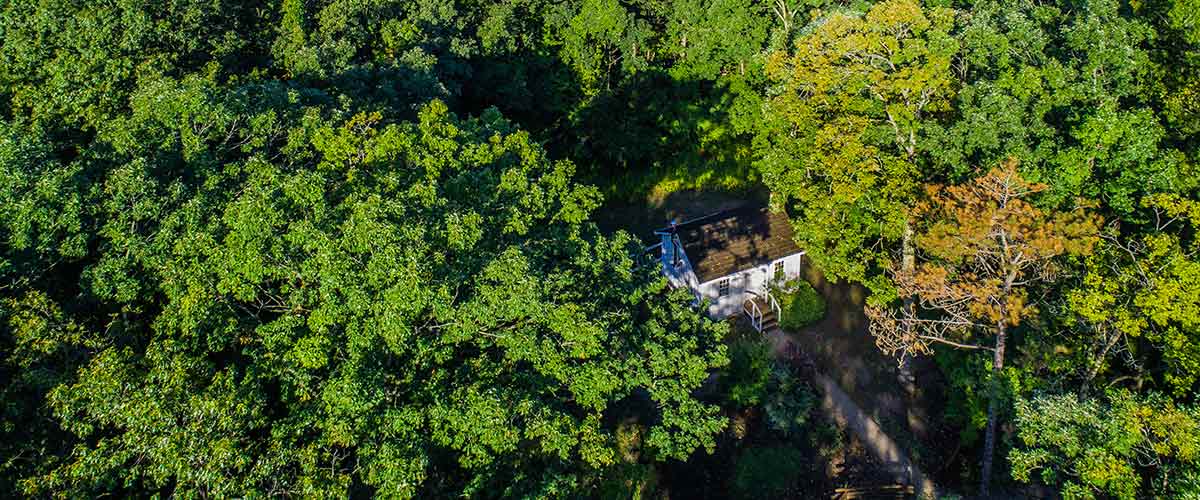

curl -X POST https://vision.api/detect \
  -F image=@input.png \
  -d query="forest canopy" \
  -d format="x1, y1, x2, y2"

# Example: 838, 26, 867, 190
1, 0, 1199, 497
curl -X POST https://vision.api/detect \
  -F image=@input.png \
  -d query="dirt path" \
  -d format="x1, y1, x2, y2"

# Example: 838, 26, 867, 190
786, 259, 946, 450
764, 328, 937, 499
813, 370, 937, 498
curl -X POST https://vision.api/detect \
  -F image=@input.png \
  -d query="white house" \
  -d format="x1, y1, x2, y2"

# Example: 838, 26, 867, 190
654, 206, 806, 331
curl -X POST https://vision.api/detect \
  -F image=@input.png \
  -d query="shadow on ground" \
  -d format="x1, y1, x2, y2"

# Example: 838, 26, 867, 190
789, 260, 901, 422
785, 259, 953, 481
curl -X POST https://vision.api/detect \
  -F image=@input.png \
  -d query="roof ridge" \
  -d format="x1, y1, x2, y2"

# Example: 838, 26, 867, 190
672, 207, 802, 283
655, 205, 767, 233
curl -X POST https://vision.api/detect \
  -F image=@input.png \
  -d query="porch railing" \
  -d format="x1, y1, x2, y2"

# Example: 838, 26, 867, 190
745, 288, 782, 334
766, 288, 781, 319
743, 297, 763, 333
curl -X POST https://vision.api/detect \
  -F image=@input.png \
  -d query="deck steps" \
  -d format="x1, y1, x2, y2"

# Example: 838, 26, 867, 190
755, 298, 778, 332
830, 484, 915, 499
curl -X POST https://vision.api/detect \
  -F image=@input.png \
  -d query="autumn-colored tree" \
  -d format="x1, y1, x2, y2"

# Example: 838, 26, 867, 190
867, 160, 1101, 495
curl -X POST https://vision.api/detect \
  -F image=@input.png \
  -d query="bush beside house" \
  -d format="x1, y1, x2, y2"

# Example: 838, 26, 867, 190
775, 279, 826, 330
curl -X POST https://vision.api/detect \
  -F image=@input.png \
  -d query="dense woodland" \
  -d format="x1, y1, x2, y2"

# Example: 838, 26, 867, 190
2, 0, 1199, 497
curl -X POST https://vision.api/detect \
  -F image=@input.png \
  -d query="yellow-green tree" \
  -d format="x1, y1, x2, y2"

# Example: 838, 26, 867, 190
1065, 194, 1200, 397
759, 0, 958, 293
1011, 390, 1200, 499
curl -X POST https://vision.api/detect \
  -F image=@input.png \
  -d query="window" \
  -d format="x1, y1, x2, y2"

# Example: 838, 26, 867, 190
717, 278, 731, 297
773, 260, 785, 281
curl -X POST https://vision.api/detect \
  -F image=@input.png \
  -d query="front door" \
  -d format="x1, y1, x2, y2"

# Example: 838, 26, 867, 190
742, 268, 766, 299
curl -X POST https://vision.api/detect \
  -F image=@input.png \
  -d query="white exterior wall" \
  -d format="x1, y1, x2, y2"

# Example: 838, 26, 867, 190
657, 232, 701, 292
698, 252, 806, 319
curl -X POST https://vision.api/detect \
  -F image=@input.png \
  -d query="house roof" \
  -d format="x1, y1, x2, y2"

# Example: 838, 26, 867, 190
666, 206, 803, 283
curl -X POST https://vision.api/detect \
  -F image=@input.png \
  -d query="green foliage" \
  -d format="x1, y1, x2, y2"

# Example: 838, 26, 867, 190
934, 349, 992, 446
3, 0, 1200, 497
1011, 390, 1200, 500
809, 418, 846, 461
597, 462, 658, 500
1047, 194, 1200, 397
0, 122, 88, 277
763, 365, 817, 435
730, 446, 806, 498
939, 0, 1192, 211
665, 0, 769, 81
775, 279, 826, 330
597, 420, 659, 500
722, 334, 772, 408
0, 292, 99, 493
0, 88, 730, 495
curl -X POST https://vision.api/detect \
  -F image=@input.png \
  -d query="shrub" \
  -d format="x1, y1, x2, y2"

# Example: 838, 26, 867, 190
723, 336, 772, 408
809, 419, 846, 461
731, 446, 806, 498
776, 279, 826, 330
763, 366, 817, 435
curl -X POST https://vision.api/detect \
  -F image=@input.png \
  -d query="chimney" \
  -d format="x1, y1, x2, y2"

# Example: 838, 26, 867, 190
670, 219, 680, 267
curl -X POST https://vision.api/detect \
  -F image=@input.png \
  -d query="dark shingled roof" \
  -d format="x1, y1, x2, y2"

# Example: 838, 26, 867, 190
670, 206, 802, 283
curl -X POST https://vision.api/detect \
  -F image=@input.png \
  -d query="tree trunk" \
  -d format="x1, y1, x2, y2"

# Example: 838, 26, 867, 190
979, 322, 1007, 498
1082, 329, 1121, 397
899, 220, 916, 402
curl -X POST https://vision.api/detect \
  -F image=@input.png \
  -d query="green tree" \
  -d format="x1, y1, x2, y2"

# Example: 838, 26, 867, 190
1061, 193, 1200, 397
549, 0, 657, 95
4, 90, 729, 496
666, 0, 770, 81
0, 122, 98, 492
0, 0, 269, 129
763, 365, 817, 436
1011, 390, 1200, 499
722, 335, 772, 408
937, 0, 1191, 214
